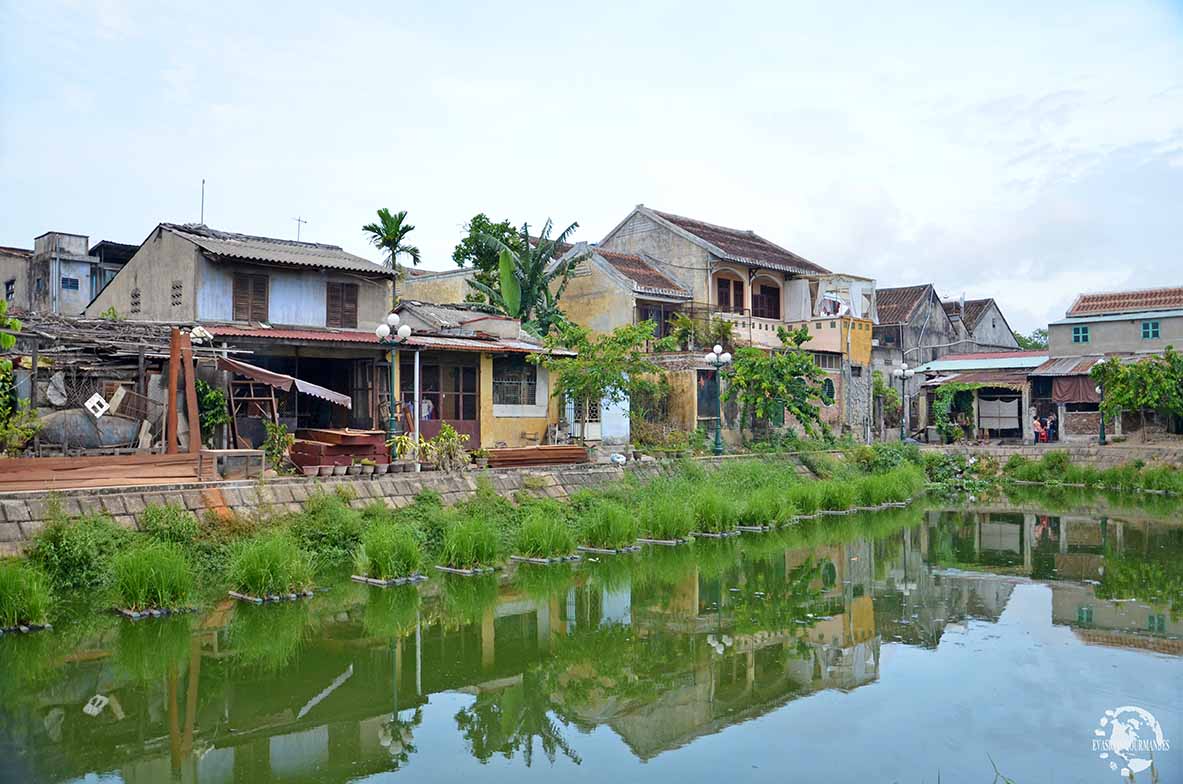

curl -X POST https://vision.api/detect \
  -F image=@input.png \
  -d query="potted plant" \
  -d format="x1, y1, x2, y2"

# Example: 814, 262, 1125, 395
388, 433, 418, 472
374, 461, 390, 475
318, 465, 334, 476
332, 464, 348, 476
359, 458, 376, 476
472, 448, 490, 469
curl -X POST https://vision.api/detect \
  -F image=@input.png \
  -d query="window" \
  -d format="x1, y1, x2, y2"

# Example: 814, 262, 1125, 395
61, 277, 79, 291
715, 275, 744, 313
821, 378, 836, 403
1148, 614, 1166, 634
751, 282, 781, 320
492, 356, 537, 406
1076, 606, 1094, 625
326, 281, 359, 328
233, 273, 269, 322
811, 352, 841, 370
3, 279, 13, 303
851, 365, 863, 377
1072, 325, 1090, 344
1141, 320, 1160, 340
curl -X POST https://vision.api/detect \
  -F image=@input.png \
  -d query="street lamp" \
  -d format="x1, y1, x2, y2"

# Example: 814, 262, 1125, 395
1095, 384, 1106, 445
375, 313, 415, 464
892, 363, 915, 441
704, 344, 732, 456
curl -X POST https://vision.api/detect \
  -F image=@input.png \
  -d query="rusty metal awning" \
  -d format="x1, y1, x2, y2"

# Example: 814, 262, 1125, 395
217, 357, 352, 409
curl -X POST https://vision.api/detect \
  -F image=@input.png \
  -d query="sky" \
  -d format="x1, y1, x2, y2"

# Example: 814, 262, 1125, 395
1, 1, 1180, 333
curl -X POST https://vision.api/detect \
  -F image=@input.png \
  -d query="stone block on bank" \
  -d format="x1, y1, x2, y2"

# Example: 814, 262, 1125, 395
100, 496, 127, 516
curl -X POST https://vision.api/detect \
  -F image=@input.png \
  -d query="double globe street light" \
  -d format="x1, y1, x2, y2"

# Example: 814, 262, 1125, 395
704, 344, 732, 456
892, 362, 915, 441
375, 313, 416, 465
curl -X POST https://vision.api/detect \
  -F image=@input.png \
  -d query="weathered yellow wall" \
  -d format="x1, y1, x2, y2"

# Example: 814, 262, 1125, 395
477, 353, 561, 448
665, 368, 699, 433
399, 271, 472, 304
843, 317, 873, 365
558, 264, 636, 334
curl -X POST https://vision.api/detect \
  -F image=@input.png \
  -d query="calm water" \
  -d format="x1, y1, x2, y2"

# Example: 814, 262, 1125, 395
2, 500, 1181, 784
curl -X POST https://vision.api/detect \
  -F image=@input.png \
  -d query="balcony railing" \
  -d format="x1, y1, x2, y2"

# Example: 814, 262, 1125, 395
634, 301, 861, 354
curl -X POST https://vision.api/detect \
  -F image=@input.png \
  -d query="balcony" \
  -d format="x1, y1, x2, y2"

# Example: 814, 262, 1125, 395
635, 301, 866, 356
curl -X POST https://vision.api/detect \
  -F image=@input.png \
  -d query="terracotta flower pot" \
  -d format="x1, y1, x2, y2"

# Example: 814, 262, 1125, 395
332, 465, 347, 476
318, 465, 333, 476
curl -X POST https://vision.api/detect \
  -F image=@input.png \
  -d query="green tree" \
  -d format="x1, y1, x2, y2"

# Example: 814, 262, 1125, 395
872, 370, 901, 426
452, 213, 524, 304
724, 325, 830, 439
362, 208, 421, 305
467, 219, 586, 336
1091, 347, 1183, 441
1013, 328, 1048, 350
534, 321, 674, 443
0, 299, 40, 455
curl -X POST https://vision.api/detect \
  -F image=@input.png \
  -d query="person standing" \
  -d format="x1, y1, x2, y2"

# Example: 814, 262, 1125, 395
1032, 416, 1044, 445
1047, 412, 1058, 442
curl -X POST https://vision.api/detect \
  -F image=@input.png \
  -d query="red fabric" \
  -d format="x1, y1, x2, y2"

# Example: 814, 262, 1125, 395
1053, 375, 1100, 404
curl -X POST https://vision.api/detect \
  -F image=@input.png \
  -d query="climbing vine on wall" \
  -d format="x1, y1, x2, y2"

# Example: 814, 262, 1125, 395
933, 382, 981, 443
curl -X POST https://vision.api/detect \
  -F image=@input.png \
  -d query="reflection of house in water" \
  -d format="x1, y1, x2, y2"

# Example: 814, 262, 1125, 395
1050, 581, 1183, 656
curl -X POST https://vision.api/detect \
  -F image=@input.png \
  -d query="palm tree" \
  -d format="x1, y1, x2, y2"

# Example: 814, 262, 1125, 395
362, 208, 421, 306
468, 219, 586, 336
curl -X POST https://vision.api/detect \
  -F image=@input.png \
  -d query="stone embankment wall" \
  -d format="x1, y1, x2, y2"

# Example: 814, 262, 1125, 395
0, 454, 819, 556
926, 443, 1183, 468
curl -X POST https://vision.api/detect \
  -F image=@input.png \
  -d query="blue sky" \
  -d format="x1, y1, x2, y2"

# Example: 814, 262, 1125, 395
2, 0, 1180, 332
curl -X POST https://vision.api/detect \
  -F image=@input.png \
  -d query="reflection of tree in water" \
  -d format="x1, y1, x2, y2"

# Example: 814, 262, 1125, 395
728, 557, 826, 654
454, 671, 581, 766
381, 708, 422, 771
229, 601, 311, 673
1096, 534, 1183, 621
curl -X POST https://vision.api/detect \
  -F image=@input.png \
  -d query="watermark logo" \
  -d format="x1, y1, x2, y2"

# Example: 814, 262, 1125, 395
1092, 706, 1170, 778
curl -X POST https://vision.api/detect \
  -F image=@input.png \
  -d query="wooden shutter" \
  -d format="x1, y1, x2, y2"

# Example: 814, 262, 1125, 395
249, 274, 268, 322
233, 274, 251, 321
342, 284, 358, 328
326, 282, 343, 328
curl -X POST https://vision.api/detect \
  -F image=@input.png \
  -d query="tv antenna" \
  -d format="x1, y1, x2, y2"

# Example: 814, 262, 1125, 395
292, 216, 308, 241
200, 179, 206, 224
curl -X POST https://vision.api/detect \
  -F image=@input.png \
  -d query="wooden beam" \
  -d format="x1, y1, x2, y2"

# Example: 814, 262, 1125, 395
166, 328, 180, 454
179, 331, 202, 454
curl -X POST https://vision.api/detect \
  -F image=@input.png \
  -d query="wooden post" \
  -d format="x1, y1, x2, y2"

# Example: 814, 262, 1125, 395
166, 328, 180, 454
179, 332, 202, 454
137, 346, 146, 397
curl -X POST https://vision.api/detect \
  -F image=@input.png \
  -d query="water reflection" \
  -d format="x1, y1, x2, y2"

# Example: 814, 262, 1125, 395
1, 497, 1180, 783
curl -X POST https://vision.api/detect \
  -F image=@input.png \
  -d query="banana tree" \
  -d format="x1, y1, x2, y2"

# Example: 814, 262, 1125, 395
467, 220, 586, 336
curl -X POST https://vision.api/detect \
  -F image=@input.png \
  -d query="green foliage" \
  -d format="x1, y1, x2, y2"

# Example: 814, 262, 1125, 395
29, 511, 129, 590
289, 489, 365, 563
1013, 328, 1048, 350
98, 306, 123, 320
691, 487, 739, 533
0, 298, 20, 367
641, 493, 695, 541
871, 370, 901, 422
440, 517, 500, 569
226, 532, 314, 596
354, 524, 423, 580
515, 509, 576, 558
467, 218, 585, 336
933, 383, 978, 443
578, 501, 639, 549
362, 208, 421, 280
452, 213, 524, 304
849, 441, 921, 474
139, 504, 201, 547
0, 561, 51, 626
724, 325, 830, 438
111, 542, 194, 611
1092, 347, 1183, 440
421, 422, 470, 472
362, 583, 421, 638
440, 574, 499, 625
1095, 551, 1183, 620
262, 420, 294, 471
195, 378, 230, 445
1002, 452, 1183, 495
230, 601, 310, 672
115, 614, 192, 682
0, 363, 41, 455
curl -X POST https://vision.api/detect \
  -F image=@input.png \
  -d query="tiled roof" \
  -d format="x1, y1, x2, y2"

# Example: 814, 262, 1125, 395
596, 249, 690, 298
876, 285, 932, 324
941, 298, 992, 330
163, 223, 393, 278
648, 208, 829, 275
0, 246, 32, 257
1067, 287, 1183, 317
204, 325, 568, 354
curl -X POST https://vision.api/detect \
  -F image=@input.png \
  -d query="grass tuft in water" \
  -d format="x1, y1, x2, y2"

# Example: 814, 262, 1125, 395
642, 493, 694, 541
354, 524, 423, 580
0, 561, 52, 627
440, 517, 500, 569
578, 501, 639, 549
515, 509, 576, 558
111, 541, 194, 611
139, 503, 201, 547
226, 532, 314, 596
692, 487, 739, 533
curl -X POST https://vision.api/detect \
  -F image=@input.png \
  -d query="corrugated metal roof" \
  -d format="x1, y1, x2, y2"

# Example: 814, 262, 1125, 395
164, 223, 394, 278
1051, 309, 1183, 325
204, 325, 570, 354
913, 353, 1048, 373
922, 369, 1029, 388
939, 350, 1047, 360
1030, 356, 1102, 376
1067, 287, 1183, 317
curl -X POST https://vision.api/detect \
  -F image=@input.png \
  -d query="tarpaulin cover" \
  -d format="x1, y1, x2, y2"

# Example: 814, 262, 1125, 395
1052, 375, 1100, 404
217, 357, 352, 410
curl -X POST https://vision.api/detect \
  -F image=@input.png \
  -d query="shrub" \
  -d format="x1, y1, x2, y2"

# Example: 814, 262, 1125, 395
289, 490, 365, 563
227, 532, 314, 596
111, 542, 195, 611
579, 502, 639, 550
29, 512, 129, 590
786, 482, 823, 515
515, 510, 577, 558
440, 517, 500, 569
139, 504, 201, 547
852, 442, 921, 474
642, 494, 694, 541
818, 481, 855, 511
1041, 450, 1071, 476
692, 488, 738, 533
0, 561, 51, 627
354, 525, 423, 580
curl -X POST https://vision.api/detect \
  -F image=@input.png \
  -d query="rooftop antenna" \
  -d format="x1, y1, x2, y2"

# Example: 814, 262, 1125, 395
200, 179, 206, 224
293, 216, 308, 241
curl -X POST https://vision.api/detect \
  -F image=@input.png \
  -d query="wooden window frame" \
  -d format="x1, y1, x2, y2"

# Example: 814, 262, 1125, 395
714, 274, 744, 313
233, 273, 269, 322
751, 281, 782, 320
326, 281, 359, 329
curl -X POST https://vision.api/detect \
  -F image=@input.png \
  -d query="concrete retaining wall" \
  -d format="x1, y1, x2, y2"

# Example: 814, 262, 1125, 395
925, 443, 1183, 468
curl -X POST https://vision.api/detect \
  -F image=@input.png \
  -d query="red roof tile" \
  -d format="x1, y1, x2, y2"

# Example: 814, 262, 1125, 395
650, 209, 829, 275
596, 249, 689, 297
1067, 287, 1183, 317
876, 285, 933, 324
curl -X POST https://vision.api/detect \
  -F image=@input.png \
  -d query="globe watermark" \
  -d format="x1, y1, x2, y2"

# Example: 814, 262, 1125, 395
1092, 706, 1170, 779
